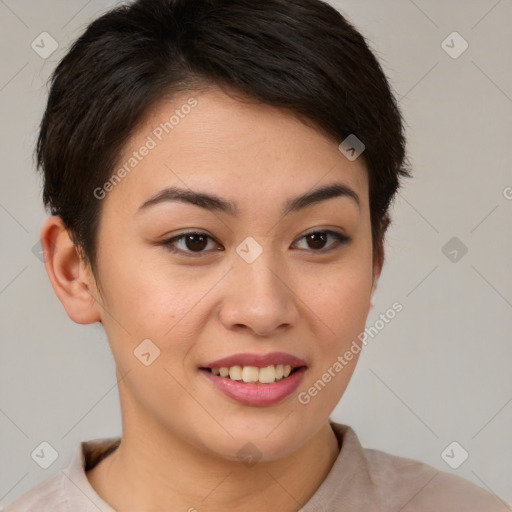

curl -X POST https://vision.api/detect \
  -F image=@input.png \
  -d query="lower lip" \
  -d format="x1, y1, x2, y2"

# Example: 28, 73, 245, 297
201, 367, 307, 406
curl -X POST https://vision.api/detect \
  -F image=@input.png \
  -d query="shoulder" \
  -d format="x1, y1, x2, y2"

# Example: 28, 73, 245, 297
363, 446, 510, 511
3, 437, 120, 512
325, 422, 510, 512
2, 472, 67, 512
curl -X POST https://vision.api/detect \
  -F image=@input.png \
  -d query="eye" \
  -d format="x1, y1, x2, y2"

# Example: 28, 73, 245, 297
160, 231, 222, 256
293, 230, 350, 252
159, 229, 350, 256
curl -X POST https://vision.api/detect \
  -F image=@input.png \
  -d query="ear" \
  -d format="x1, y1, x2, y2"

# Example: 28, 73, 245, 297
39, 215, 102, 324
371, 243, 383, 297
370, 216, 389, 299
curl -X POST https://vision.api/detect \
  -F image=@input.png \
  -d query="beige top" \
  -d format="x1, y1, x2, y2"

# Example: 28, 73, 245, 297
4, 422, 510, 511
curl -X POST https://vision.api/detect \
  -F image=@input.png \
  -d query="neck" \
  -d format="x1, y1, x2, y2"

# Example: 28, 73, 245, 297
87, 395, 340, 512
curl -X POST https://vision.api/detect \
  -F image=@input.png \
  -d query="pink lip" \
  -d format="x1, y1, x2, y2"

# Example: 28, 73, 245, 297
201, 367, 307, 406
204, 352, 307, 369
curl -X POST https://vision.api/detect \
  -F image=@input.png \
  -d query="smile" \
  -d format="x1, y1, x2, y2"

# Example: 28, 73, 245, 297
207, 364, 296, 384
200, 352, 308, 406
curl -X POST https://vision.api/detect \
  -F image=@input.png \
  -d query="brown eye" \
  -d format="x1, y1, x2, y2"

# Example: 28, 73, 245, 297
182, 233, 209, 252
294, 230, 350, 252
305, 232, 329, 250
161, 232, 221, 255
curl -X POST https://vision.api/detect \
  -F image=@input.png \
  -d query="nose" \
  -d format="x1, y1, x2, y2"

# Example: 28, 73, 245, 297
218, 249, 300, 338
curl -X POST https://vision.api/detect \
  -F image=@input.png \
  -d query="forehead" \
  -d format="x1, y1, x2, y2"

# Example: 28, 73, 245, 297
101, 86, 369, 218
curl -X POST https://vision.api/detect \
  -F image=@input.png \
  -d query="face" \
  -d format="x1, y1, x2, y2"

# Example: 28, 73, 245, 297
88, 86, 379, 462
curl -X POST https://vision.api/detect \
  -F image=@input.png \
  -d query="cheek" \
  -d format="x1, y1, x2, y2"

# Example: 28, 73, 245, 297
302, 275, 372, 368
296, 263, 372, 412
96, 236, 188, 328
300, 248, 373, 344
96, 246, 224, 370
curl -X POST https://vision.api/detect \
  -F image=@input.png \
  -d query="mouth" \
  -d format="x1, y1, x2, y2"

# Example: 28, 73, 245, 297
199, 352, 308, 406
200, 364, 303, 384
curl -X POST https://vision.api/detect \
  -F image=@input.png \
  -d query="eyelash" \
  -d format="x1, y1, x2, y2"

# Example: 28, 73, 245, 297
159, 230, 351, 257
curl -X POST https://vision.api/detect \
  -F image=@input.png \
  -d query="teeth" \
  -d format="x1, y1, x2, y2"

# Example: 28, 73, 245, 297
258, 365, 276, 384
229, 365, 243, 380
209, 364, 298, 384
242, 366, 259, 383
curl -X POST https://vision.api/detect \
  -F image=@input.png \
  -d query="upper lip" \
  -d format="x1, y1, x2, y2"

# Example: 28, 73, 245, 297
203, 352, 307, 369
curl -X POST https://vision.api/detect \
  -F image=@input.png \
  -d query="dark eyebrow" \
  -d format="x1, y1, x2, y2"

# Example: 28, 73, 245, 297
282, 182, 360, 216
136, 182, 360, 217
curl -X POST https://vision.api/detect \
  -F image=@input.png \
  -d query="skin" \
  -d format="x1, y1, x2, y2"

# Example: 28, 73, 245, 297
41, 85, 383, 512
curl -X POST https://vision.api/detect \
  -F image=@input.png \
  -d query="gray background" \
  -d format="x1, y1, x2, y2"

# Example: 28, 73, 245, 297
1, 0, 511, 508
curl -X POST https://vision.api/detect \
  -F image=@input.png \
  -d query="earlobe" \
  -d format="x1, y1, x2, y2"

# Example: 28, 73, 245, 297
40, 215, 102, 325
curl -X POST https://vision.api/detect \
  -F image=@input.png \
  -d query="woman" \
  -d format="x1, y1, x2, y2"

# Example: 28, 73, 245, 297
5, 0, 508, 510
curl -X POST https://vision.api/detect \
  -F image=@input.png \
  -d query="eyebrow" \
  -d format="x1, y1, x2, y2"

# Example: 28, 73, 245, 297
136, 182, 360, 217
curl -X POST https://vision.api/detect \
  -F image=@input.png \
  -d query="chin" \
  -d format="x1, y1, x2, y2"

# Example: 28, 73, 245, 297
196, 414, 317, 463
